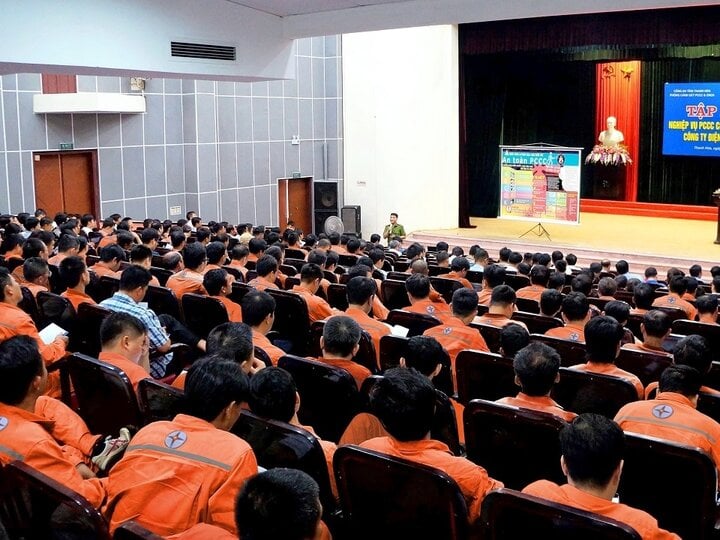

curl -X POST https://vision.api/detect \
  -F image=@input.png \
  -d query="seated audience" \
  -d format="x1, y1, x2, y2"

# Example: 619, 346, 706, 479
228, 244, 249, 279
539, 288, 563, 318
497, 342, 577, 422
344, 276, 391, 368
166, 242, 207, 299
247, 238, 267, 263
443, 257, 473, 289
47, 234, 79, 266
475, 284, 527, 330
104, 357, 258, 536
652, 275, 697, 320
478, 264, 506, 306
596, 277, 617, 300
248, 254, 280, 291
91, 244, 124, 278
621, 310, 671, 355
204, 268, 242, 322
361, 368, 503, 522
545, 292, 590, 342
523, 414, 678, 540
569, 315, 644, 398
499, 323, 531, 358
696, 294, 718, 324
615, 365, 720, 474
516, 265, 550, 303
204, 241, 228, 273
59, 255, 96, 311
630, 282, 655, 316
241, 291, 286, 366
98, 312, 151, 391
404, 273, 452, 322
603, 300, 636, 346
18, 257, 51, 297
127, 244, 160, 286
0, 336, 129, 509
292, 263, 337, 323
316, 315, 370, 390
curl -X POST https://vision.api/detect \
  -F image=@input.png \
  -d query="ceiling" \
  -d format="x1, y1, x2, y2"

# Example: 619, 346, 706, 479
225, 0, 412, 17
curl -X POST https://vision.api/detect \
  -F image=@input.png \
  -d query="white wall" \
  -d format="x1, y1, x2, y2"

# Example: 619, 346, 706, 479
342, 25, 459, 239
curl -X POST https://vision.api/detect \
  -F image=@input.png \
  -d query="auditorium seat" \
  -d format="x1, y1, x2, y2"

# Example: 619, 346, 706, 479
455, 350, 516, 405
511, 311, 563, 334
333, 445, 470, 540
143, 285, 183, 322
137, 378, 184, 424
0, 461, 111, 539
379, 334, 408, 371
18, 286, 41, 325
326, 283, 348, 310
380, 279, 412, 310
504, 274, 530, 291
278, 355, 361, 442
36, 290, 75, 330
551, 368, 637, 418
284, 248, 307, 260
616, 348, 672, 387
113, 520, 164, 539
429, 277, 464, 303
222, 265, 244, 282
229, 281, 253, 305
428, 265, 452, 277
619, 432, 718, 540
530, 334, 587, 367
386, 309, 441, 337
267, 289, 312, 356
469, 322, 502, 353
74, 303, 112, 357
91, 275, 121, 303
309, 321, 377, 374
148, 266, 173, 287
279, 263, 298, 277
479, 488, 642, 540
181, 293, 229, 339
515, 297, 540, 314
672, 319, 720, 361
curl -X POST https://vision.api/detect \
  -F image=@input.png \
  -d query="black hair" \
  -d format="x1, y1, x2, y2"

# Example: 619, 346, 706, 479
405, 273, 431, 299
603, 300, 630, 325
58, 255, 86, 288
490, 284, 516, 306
673, 334, 712, 375
451, 288, 479, 318
615, 260, 629, 275
560, 414, 624, 488
658, 364, 702, 396
100, 244, 126, 263
450, 257, 470, 272
561, 292, 589, 322
668, 275, 687, 295
483, 264, 506, 288
22, 257, 49, 283
231, 244, 250, 261
203, 268, 230, 296
248, 367, 296, 423
0, 336, 44, 405
130, 244, 153, 264
642, 310, 670, 338
206, 241, 228, 265
241, 291, 276, 327
207, 322, 254, 364
696, 294, 718, 315
346, 276, 376, 305
140, 228, 159, 244
529, 265, 550, 286
370, 368, 435, 441
100, 312, 147, 347
235, 468, 321, 540
256, 255, 278, 277
249, 238, 267, 255
499, 324, 530, 358
540, 289, 563, 317
584, 316, 623, 363
119, 265, 152, 291
403, 336, 448, 377
21, 238, 46, 259
184, 357, 249, 421
300, 263, 324, 283
182, 242, 207, 270
56, 234, 79, 253
513, 342, 561, 396
632, 283, 655, 310
322, 315, 361, 357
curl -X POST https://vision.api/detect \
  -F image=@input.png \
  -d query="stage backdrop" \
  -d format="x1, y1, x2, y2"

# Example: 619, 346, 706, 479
499, 145, 582, 224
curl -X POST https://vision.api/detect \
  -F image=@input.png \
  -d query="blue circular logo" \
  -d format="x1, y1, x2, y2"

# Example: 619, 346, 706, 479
0, 417, 8, 431
569, 332, 579, 341
164, 430, 187, 449
427, 305, 436, 314
652, 404, 674, 419
442, 327, 453, 335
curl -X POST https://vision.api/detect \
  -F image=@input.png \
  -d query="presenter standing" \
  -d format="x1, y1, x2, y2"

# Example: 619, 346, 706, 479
382, 212, 406, 243
598, 116, 625, 147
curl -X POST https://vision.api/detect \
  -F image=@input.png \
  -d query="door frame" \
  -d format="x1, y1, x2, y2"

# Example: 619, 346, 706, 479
32, 149, 100, 219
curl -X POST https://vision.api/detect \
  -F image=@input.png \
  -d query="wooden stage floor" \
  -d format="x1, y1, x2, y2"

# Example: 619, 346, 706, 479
408, 213, 720, 274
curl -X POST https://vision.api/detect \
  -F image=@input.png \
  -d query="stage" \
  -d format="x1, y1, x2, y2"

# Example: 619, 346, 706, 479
408, 213, 720, 275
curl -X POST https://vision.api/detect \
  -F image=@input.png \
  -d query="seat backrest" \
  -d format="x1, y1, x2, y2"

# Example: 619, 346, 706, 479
278, 355, 361, 442
229, 281, 253, 305
18, 286, 41, 325
466, 270, 484, 284
143, 285, 182, 321
428, 265, 451, 277
36, 290, 76, 331
284, 248, 307, 260
137, 378, 185, 424
379, 334, 408, 371
504, 274, 530, 291
530, 334, 587, 367
464, 400, 566, 490
74, 303, 112, 357
381, 279, 411, 310
231, 410, 337, 514
309, 321, 377, 374
326, 283, 348, 310
654, 305, 688, 324
338, 254, 359, 267
672, 319, 720, 361
180, 293, 229, 339
515, 297, 540, 314
429, 277, 464, 304
385, 271, 409, 281
48, 263, 64, 294
469, 322, 502, 353
697, 390, 720, 424
96, 275, 121, 302
333, 445, 469, 540
551, 367, 638, 417
283, 257, 306, 273
386, 309, 441, 337
455, 350, 516, 405
393, 259, 410, 272
113, 520, 164, 539
283, 275, 301, 290
267, 289, 311, 355
148, 266, 173, 287
479, 488, 641, 540
222, 265, 245, 282
511, 311, 563, 334
322, 269, 338, 283
616, 348, 673, 387
0, 461, 111, 539
619, 432, 717, 540
279, 263, 297, 277
626, 313, 644, 340
67, 353, 143, 434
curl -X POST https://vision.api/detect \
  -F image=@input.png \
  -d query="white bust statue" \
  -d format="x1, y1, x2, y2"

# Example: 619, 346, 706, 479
598, 116, 624, 148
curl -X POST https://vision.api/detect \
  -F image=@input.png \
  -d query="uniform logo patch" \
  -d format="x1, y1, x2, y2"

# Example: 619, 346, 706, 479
652, 404, 674, 419
0, 417, 7, 431
667, 297, 676, 304
569, 332, 579, 341
426, 305, 436, 315
165, 430, 187, 449
443, 327, 453, 335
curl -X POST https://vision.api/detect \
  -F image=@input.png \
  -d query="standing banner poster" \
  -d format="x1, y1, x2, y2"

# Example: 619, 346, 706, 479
499, 145, 583, 224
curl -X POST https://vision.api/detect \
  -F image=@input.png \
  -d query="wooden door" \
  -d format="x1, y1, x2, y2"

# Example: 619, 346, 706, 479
278, 177, 312, 234
33, 151, 98, 217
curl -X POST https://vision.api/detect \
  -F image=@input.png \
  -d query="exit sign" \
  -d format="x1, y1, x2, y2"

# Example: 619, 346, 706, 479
59, 143, 74, 150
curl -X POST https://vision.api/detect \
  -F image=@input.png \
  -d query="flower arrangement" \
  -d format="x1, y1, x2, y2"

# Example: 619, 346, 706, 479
585, 144, 632, 166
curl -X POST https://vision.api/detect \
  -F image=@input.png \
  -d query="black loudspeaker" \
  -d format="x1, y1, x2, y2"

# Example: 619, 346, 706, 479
313, 182, 339, 235
341, 205, 361, 235
314, 182, 338, 211
314, 210, 336, 235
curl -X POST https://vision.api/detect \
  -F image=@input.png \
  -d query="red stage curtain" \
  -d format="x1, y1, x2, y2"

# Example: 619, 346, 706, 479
595, 61, 641, 201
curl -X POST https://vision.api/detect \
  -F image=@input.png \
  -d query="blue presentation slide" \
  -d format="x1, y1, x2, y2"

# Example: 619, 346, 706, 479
663, 83, 720, 157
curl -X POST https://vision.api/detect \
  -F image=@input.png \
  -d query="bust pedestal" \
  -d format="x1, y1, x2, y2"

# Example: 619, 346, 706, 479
588, 165, 626, 200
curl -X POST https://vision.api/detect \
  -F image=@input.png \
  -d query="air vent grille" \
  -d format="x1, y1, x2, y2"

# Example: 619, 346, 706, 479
171, 41, 236, 61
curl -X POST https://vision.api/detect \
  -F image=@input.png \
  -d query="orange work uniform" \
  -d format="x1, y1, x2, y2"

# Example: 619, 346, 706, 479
345, 306, 391, 369
0, 401, 106, 508
247, 276, 279, 291
252, 330, 286, 366
0, 303, 66, 397
496, 392, 577, 422
293, 285, 334, 322
515, 285, 546, 303
424, 317, 489, 391
477, 288, 492, 306
406, 300, 453, 323
61, 288, 97, 312
90, 263, 120, 279
545, 323, 586, 342
98, 351, 150, 392
443, 272, 474, 290
361, 436, 503, 522
652, 293, 697, 320
372, 296, 390, 321
104, 414, 258, 536
522, 481, 679, 540
211, 295, 242, 322
615, 392, 720, 470
166, 270, 206, 299
476, 312, 524, 329
621, 342, 672, 356
569, 361, 644, 399
317, 356, 371, 390
644, 381, 720, 400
